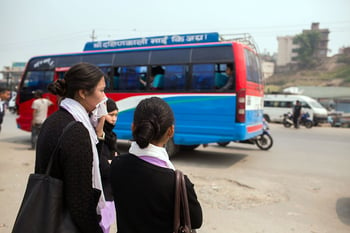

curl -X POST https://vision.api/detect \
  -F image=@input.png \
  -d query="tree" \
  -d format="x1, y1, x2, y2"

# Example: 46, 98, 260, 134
292, 31, 321, 69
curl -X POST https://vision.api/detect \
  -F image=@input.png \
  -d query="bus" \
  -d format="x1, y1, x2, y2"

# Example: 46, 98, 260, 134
16, 32, 264, 156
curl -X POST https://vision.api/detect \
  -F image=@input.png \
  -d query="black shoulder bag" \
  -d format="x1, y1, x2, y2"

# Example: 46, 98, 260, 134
12, 121, 80, 233
173, 170, 196, 233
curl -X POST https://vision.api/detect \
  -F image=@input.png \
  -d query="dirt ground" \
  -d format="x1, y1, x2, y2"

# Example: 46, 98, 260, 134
1, 112, 350, 233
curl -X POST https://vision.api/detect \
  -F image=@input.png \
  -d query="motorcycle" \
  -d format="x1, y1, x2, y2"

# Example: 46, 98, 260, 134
283, 112, 313, 128
217, 119, 273, 150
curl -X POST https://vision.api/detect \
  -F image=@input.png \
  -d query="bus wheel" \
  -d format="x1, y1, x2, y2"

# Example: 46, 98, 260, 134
180, 145, 199, 151
165, 138, 179, 158
217, 142, 230, 147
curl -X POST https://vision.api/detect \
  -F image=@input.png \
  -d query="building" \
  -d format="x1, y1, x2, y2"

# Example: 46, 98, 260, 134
302, 22, 329, 58
0, 62, 25, 90
276, 36, 298, 66
276, 22, 330, 68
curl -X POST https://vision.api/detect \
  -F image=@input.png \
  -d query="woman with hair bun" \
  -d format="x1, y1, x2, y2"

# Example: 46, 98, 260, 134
110, 97, 203, 233
35, 62, 106, 233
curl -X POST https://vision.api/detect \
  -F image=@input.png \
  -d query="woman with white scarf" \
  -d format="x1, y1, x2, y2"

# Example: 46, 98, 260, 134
110, 97, 203, 233
35, 62, 106, 233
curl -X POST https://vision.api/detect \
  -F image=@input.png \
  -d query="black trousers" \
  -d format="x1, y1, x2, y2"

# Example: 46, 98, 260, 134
31, 124, 42, 149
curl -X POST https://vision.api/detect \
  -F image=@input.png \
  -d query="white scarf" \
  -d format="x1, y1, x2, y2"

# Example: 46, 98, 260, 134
129, 141, 175, 170
60, 98, 105, 213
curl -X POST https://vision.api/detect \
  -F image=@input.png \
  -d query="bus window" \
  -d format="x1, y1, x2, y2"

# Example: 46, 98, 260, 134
214, 64, 227, 89
57, 72, 65, 80
150, 66, 165, 90
119, 66, 147, 91
163, 65, 187, 91
111, 67, 120, 91
98, 66, 111, 90
23, 71, 54, 92
191, 64, 215, 90
18, 71, 54, 103
245, 49, 261, 84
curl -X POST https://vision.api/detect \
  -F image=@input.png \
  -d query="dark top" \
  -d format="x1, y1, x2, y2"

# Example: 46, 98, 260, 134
97, 121, 118, 201
219, 74, 235, 91
0, 102, 5, 125
110, 153, 203, 233
35, 108, 103, 233
293, 104, 302, 117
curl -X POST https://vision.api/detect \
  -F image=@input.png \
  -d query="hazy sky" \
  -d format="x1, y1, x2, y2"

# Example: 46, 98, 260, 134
0, 0, 349, 69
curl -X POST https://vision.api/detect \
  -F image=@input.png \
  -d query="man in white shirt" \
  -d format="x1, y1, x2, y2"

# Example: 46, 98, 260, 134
31, 90, 53, 149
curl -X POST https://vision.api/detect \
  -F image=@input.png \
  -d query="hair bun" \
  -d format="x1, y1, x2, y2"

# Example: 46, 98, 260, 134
48, 79, 67, 96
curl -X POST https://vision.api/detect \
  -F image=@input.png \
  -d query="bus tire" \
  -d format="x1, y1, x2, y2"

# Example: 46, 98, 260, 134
165, 138, 179, 158
180, 145, 199, 151
217, 142, 230, 147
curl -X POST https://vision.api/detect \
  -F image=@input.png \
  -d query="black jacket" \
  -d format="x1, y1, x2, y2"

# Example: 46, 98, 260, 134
35, 108, 103, 233
110, 153, 203, 233
97, 121, 118, 201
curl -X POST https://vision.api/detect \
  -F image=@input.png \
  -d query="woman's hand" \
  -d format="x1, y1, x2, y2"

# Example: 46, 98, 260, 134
95, 116, 106, 139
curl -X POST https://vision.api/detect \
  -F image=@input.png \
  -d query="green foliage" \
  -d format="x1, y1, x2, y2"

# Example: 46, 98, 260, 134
293, 31, 321, 69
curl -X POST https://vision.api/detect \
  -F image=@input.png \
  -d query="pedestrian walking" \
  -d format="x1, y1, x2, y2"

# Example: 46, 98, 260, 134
0, 87, 11, 133
30, 89, 53, 149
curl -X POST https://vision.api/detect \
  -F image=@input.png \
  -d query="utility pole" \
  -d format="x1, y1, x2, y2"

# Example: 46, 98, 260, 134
90, 29, 97, 42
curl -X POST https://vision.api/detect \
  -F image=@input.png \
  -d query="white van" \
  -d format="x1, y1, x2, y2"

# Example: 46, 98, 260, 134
263, 94, 328, 125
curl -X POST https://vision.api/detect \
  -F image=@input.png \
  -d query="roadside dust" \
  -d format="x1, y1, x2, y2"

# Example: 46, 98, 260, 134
192, 175, 288, 210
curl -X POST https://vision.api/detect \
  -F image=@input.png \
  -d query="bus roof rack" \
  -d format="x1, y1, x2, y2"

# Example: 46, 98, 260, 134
219, 33, 259, 53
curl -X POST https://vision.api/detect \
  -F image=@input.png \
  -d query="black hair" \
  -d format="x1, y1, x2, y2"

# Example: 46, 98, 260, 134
151, 66, 165, 76
33, 89, 43, 98
0, 87, 10, 93
106, 98, 118, 112
226, 63, 234, 70
132, 97, 174, 148
47, 62, 105, 99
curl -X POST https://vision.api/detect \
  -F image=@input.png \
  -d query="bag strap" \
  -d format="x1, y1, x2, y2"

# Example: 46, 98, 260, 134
45, 121, 77, 175
180, 171, 192, 231
173, 170, 181, 232
173, 170, 192, 233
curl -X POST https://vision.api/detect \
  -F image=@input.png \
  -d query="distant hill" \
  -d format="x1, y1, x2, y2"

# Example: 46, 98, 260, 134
265, 55, 350, 93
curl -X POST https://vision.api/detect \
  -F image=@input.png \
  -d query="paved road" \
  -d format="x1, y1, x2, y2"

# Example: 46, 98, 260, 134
1, 112, 350, 233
